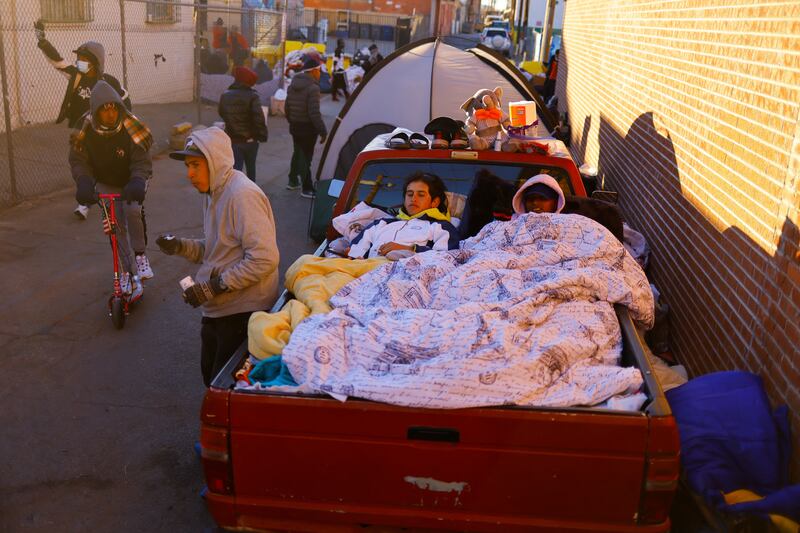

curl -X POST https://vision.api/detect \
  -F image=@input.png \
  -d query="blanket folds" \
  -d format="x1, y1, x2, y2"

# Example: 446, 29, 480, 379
273, 214, 654, 408
247, 254, 387, 359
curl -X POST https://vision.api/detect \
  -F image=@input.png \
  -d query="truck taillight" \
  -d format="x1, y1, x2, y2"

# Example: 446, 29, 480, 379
639, 417, 680, 524
638, 456, 679, 523
200, 425, 233, 495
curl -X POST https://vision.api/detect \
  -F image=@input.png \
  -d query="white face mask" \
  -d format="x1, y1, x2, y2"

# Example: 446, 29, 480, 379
76, 60, 90, 73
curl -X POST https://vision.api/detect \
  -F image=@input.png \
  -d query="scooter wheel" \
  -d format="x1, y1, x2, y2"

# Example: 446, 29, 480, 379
110, 297, 125, 330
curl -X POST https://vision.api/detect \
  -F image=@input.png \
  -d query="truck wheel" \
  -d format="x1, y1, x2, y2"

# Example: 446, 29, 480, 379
111, 297, 125, 330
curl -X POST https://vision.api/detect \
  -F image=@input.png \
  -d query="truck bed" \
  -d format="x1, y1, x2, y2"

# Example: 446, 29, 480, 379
202, 305, 678, 532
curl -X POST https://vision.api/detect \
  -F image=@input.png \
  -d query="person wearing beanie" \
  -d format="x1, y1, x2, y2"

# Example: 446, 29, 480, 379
285, 55, 327, 198
33, 19, 131, 221
511, 174, 566, 215
218, 66, 268, 182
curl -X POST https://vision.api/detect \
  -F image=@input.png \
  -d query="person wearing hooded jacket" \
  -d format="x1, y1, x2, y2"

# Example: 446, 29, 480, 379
69, 81, 154, 295
511, 174, 566, 216
218, 66, 268, 182
34, 19, 131, 221
159, 127, 279, 387
285, 56, 327, 198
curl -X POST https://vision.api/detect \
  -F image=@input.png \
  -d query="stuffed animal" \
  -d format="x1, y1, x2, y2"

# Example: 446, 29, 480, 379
461, 87, 513, 151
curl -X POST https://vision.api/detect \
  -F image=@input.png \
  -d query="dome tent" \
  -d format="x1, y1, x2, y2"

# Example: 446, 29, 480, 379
315, 38, 557, 183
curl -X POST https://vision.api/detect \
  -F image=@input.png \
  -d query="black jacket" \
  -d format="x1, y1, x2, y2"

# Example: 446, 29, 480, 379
69, 83, 151, 188
218, 83, 268, 143
285, 73, 327, 137
37, 39, 131, 128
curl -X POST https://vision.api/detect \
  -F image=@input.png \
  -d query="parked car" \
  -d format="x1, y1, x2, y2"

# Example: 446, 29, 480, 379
481, 27, 512, 57
483, 14, 504, 27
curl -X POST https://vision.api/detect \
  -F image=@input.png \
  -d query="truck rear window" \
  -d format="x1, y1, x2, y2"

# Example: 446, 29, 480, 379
349, 160, 574, 211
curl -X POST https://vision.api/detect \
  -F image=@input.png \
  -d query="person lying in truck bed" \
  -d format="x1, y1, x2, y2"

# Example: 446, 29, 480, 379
346, 172, 460, 260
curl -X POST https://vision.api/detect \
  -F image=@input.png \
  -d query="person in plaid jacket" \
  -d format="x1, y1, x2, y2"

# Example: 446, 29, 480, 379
69, 81, 155, 294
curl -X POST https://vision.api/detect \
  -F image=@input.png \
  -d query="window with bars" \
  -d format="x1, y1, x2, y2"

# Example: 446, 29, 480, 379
40, 0, 94, 23
146, 1, 181, 24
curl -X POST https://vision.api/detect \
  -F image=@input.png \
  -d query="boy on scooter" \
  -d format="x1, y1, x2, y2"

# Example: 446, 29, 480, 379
69, 81, 154, 296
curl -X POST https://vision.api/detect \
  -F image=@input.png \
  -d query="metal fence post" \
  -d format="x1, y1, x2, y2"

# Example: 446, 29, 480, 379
0, 11, 18, 204
194, 2, 202, 126
119, 0, 129, 88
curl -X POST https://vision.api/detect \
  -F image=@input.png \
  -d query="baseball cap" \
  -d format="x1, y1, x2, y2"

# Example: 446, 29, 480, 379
523, 182, 560, 201
169, 137, 205, 161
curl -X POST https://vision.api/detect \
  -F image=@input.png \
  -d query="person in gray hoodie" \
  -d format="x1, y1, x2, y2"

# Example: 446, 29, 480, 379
285, 56, 327, 198
159, 127, 280, 386
34, 19, 131, 220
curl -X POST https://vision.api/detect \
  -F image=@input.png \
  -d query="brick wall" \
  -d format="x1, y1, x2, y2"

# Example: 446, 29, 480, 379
560, 1, 800, 474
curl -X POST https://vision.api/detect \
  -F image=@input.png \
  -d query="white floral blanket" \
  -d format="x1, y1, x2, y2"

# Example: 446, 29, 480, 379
279, 213, 654, 408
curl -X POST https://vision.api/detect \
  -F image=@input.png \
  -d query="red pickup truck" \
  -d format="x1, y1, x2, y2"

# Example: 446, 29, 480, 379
199, 143, 680, 532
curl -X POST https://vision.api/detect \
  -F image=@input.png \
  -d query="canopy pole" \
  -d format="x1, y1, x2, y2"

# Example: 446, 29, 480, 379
539, 0, 556, 63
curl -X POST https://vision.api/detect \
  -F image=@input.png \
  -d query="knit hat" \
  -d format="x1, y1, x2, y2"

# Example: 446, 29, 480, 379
233, 66, 258, 87
301, 56, 321, 72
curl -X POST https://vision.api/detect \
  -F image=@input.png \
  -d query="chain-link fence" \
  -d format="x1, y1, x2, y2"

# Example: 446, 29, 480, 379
0, 0, 285, 207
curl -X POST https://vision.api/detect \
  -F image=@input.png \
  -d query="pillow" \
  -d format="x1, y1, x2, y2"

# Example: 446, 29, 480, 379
444, 191, 467, 220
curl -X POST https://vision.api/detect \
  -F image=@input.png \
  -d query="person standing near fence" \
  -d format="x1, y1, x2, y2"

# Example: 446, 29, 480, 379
331, 39, 349, 102
218, 67, 268, 182
285, 56, 327, 199
34, 19, 131, 221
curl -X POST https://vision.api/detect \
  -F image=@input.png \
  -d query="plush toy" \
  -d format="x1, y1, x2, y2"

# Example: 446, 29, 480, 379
461, 87, 513, 151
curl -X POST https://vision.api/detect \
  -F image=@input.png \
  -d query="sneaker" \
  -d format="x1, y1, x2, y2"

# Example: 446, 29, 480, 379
135, 254, 154, 280
73, 204, 89, 220
119, 272, 132, 295
286, 182, 301, 191
300, 189, 316, 199
129, 275, 144, 302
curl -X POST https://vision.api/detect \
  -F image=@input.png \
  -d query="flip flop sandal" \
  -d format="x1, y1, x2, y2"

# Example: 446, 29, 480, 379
430, 130, 449, 149
384, 132, 410, 149
409, 132, 430, 149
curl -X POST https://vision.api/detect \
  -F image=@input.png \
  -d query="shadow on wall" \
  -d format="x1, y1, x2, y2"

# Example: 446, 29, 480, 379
596, 111, 800, 475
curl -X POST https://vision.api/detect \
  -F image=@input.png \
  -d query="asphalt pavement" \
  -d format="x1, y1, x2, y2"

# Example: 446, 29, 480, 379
0, 95, 343, 532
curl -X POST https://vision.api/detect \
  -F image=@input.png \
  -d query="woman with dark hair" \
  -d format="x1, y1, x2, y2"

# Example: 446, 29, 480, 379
347, 172, 460, 259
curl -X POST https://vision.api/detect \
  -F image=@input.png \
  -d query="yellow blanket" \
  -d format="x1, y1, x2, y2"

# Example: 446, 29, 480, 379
248, 254, 387, 359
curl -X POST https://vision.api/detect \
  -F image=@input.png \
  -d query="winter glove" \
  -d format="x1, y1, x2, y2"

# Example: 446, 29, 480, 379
182, 277, 226, 308
33, 19, 46, 42
75, 175, 97, 205
155, 234, 183, 255
122, 177, 147, 204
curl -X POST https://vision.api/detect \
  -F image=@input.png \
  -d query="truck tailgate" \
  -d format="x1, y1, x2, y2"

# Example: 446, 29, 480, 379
226, 393, 653, 532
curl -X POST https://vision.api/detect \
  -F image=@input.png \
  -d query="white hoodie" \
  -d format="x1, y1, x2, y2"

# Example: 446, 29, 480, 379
511, 174, 566, 215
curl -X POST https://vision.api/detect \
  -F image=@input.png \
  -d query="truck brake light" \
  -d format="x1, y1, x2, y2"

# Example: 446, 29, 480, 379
200, 425, 233, 495
638, 455, 678, 523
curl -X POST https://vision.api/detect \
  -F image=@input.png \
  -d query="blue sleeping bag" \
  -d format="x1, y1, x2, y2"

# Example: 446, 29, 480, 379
665, 371, 800, 523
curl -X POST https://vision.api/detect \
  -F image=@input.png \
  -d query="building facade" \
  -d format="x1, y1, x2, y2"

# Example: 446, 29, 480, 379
560, 0, 800, 475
